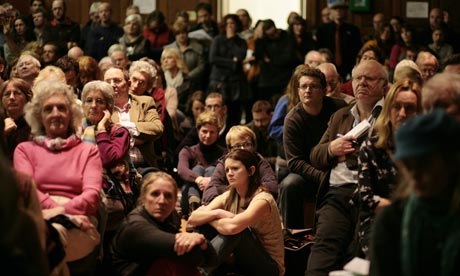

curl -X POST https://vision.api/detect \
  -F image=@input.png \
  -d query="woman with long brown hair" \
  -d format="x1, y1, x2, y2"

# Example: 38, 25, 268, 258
189, 149, 284, 276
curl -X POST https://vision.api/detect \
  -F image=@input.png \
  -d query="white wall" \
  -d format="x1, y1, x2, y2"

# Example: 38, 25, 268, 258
221, 0, 302, 30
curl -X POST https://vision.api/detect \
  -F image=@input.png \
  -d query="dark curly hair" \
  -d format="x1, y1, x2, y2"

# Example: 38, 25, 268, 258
219, 14, 243, 34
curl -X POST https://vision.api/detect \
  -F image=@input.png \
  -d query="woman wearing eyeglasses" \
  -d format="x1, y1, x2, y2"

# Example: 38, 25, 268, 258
81, 81, 130, 169
81, 80, 131, 228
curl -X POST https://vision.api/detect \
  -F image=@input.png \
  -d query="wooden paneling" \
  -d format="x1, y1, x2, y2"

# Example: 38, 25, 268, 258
3, 0, 459, 38
64, 0, 131, 26
3, 0, 131, 27
159, 0, 217, 26
305, 0, 460, 38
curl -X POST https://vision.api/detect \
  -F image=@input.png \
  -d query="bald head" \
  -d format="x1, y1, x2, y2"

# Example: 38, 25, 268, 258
352, 60, 387, 106
429, 8, 443, 29
422, 72, 460, 121
305, 50, 326, 68
317, 62, 340, 95
68, 46, 84, 60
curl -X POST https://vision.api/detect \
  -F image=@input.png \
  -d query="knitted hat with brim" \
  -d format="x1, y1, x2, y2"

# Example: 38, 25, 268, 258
393, 109, 460, 161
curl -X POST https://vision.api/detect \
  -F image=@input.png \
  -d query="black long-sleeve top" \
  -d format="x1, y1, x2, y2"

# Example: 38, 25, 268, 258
111, 206, 216, 275
284, 97, 346, 189
209, 34, 247, 82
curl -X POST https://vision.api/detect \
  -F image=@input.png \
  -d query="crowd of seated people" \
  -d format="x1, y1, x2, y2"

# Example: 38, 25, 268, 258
2, 0, 460, 275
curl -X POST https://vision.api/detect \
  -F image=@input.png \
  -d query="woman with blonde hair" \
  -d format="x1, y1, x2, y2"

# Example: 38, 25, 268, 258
111, 171, 215, 275
161, 47, 192, 112
356, 78, 422, 257
165, 21, 205, 89
162, 47, 189, 75
371, 109, 460, 275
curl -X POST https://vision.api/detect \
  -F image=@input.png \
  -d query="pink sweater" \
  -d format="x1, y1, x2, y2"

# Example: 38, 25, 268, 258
14, 140, 102, 216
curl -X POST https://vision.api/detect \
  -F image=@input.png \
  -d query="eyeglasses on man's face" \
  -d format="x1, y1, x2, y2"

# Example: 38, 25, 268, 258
298, 84, 322, 91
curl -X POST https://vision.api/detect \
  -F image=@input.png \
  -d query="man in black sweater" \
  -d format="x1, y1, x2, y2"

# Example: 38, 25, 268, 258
279, 65, 346, 229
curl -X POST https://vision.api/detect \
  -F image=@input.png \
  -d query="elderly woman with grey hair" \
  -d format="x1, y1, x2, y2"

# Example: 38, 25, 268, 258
81, 80, 130, 168
16, 54, 41, 86
13, 80, 102, 263
81, 80, 131, 232
119, 13, 150, 61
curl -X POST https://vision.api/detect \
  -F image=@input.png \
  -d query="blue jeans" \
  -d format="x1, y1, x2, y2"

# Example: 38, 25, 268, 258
204, 228, 279, 276
181, 165, 216, 215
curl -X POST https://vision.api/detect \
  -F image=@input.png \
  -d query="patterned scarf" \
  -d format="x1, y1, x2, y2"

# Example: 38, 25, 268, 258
81, 119, 97, 145
33, 134, 80, 151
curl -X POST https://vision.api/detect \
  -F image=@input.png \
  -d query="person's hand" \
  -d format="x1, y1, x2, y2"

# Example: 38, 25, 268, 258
4, 117, 17, 133
174, 232, 208, 255
198, 177, 211, 191
375, 197, 391, 213
1, 15, 11, 35
42, 206, 66, 219
68, 215, 95, 231
97, 109, 111, 131
329, 135, 356, 160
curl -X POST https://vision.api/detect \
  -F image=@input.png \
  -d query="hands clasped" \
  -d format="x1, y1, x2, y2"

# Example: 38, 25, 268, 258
174, 232, 208, 256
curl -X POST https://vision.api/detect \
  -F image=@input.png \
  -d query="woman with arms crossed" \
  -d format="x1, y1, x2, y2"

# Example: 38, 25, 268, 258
111, 171, 216, 276
189, 149, 284, 276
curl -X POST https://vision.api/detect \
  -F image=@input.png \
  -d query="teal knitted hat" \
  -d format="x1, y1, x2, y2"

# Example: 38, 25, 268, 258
393, 109, 460, 161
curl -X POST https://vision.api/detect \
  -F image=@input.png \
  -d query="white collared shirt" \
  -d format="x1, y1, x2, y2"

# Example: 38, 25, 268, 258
329, 98, 384, 186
